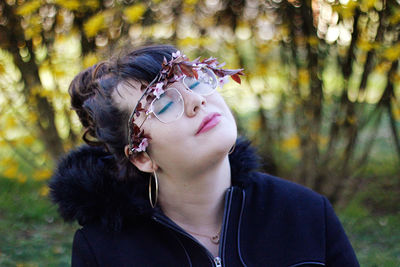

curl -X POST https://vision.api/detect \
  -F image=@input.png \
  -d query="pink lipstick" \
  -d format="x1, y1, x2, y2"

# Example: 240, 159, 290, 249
196, 113, 221, 135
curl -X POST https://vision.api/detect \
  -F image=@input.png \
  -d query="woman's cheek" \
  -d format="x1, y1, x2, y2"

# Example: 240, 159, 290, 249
147, 120, 182, 151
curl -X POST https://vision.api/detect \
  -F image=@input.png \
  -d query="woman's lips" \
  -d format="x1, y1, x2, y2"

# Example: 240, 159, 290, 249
196, 113, 221, 135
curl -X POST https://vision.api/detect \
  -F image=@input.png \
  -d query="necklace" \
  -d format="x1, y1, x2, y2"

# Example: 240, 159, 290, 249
185, 228, 221, 244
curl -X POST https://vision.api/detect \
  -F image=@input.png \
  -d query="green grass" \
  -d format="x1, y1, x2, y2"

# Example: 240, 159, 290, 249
0, 177, 77, 267
0, 176, 399, 266
340, 199, 400, 267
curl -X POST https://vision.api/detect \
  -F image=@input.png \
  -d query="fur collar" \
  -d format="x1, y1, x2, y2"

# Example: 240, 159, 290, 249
48, 138, 260, 231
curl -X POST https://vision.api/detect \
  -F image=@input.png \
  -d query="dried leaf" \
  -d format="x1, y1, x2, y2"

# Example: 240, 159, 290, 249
180, 63, 195, 77
231, 74, 241, 84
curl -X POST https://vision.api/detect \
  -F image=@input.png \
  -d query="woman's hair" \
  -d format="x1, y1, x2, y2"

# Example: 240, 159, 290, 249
68, 45, 177, 181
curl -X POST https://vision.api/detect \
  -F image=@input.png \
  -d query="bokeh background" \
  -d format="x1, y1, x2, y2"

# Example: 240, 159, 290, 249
0, 0, 399, 266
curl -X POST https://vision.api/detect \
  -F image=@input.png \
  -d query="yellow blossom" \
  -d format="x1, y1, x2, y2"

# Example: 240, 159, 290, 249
83, 53, 99, 68
16, 0, 42, 16
21, 136, 35, 146
17, 173, 27, 184
308, 36, 319, 47
184, 0, 198, 4
298, 69, 310, 86
39, 185, 50, 197
5, 117, 18, 129
392, 106, 400, 121
84, 13, 106, 38
123, 3, 146, 24
389, 12, 400, 25
54, 0, 80, 10
281, 134, 300, 150
357, 39, 374, 52
3, 165, 18, 179
383, 43, 400, 61
33, 169, 52, 181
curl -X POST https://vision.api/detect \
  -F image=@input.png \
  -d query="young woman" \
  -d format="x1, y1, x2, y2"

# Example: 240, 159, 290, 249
49, 45, 360, 266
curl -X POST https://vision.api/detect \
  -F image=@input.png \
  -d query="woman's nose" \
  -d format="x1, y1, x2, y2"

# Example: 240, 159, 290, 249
182, 89, 207, 117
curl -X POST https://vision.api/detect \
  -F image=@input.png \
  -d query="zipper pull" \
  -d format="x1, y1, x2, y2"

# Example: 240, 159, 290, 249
214, 256, 222, 267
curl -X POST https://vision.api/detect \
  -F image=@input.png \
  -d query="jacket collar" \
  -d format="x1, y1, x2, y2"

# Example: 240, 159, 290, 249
49, 137, 260, 231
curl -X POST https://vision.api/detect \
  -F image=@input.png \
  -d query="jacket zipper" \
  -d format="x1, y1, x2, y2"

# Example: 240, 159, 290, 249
151, 187, 235, 267
217, 187, 234, 266
152, 215, 217, 266
213, 256, 222, 267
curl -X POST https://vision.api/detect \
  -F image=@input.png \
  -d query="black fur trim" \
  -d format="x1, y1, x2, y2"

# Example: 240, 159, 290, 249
48, 146, 151, 231
229, 137, 261, 187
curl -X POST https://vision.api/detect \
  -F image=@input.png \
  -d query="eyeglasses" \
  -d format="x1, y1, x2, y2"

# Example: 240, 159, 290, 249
127, 51, 243, 154
138, 66, 218, 125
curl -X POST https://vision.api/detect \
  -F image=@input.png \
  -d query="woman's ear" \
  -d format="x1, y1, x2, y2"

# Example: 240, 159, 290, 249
124, 145, 157, 173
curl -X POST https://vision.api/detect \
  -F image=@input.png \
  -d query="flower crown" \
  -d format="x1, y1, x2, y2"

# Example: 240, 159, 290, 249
127, 51, 244, 155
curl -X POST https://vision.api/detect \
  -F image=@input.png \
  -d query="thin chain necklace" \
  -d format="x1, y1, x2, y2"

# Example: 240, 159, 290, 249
185, 228, 221, 244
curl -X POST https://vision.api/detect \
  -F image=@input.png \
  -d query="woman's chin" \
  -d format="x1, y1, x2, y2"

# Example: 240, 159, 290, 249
206, 131, 237, 158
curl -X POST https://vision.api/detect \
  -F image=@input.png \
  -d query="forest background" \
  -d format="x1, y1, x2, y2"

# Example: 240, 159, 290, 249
0, 0, 399, 266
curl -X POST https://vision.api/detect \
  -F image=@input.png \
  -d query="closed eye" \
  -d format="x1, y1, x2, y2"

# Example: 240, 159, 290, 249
189, 81, 200, 89
156, 101, 174, 115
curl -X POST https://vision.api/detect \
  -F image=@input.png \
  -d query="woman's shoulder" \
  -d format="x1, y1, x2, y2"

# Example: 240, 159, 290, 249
230, 138, 325, 207
245, 172, 326, 214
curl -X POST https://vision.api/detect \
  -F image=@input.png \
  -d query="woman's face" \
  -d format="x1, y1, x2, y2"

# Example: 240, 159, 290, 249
114, 79, 237, 174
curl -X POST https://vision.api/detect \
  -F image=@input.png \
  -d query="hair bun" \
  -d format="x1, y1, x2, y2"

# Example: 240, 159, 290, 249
69, 63, 110, 146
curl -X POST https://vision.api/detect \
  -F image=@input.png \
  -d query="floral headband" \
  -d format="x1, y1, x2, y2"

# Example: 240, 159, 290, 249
127, 51, 244, 155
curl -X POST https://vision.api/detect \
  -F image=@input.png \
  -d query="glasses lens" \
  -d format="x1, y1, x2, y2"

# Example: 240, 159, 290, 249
152, 88, 184, 123
183, 67, 217, 96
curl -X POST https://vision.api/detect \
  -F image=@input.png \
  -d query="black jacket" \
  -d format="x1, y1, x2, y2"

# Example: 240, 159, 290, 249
49, 139, 360, 267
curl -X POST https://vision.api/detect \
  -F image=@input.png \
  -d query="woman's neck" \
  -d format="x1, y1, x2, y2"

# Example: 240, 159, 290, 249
157, 155, 231, 234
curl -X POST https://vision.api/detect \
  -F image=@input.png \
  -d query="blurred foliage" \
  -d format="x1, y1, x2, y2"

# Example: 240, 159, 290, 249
0, 0, 399, 208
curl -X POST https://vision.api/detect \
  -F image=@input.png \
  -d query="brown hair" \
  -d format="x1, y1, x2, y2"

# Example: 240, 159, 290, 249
68, 45, 177, 181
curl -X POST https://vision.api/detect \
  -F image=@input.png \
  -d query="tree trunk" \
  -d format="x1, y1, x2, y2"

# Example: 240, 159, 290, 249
1, 2, 65, 159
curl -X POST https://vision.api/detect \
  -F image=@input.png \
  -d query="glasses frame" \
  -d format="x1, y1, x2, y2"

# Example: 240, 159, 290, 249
131, 66, 218, 122
127, 66, 218, 153
147, 87, 185, 124
182, 67, 218, 97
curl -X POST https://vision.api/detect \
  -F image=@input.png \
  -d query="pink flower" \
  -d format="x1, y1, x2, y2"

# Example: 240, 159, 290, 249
145, 105, 153, 116
219, 76, 229, 88
173, 73, 184, 81
203, 57, 219, 68
217, 62, 226, 68
153, 82, 165, 99
172, 51, 181, 59
136, 138, 149, 152
209, 62, 218, 68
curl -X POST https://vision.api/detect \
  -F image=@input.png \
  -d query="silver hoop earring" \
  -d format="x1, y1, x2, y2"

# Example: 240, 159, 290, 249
228, 143, 236, 155
149, 171, 159, 208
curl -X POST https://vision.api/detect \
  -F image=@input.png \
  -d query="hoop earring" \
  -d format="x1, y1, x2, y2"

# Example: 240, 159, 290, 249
149, 171, 159, 208
228, 142, 236, 155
